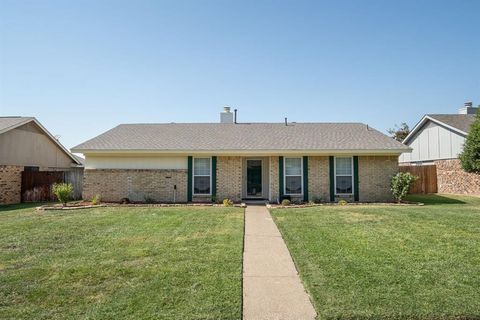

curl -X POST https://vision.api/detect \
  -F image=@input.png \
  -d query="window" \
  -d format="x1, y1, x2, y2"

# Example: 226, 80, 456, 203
193, 157, 211, 195
284, 157, 303, 195
335, 157, 353, 195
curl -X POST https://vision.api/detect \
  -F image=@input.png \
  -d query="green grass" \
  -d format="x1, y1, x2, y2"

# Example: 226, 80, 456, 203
0, 204, 244, 319
271, 194, 480, 319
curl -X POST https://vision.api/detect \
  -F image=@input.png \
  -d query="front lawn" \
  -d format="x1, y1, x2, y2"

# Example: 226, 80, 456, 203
0, 205, 244, 319
271, 194, 480, 319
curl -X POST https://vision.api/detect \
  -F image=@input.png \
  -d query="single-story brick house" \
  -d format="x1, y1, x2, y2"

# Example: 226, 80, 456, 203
72, 108, 410, 203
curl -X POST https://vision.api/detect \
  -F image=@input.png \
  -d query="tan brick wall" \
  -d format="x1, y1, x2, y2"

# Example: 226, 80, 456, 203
358, 156, 398, 202
269, 156, 279, 203
216, 156, 242, 202
436, 159, 480, 195
83, 169, 187, 203
0, 165, 23, 205
308, 156, 330, 202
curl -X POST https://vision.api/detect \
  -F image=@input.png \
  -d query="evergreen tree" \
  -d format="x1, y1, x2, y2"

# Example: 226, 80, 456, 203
460, 110, 480, 173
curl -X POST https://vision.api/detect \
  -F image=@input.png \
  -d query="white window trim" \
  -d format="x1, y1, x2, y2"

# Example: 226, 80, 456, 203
334, 156, 354, 196
193, 157, 212, 196
283, 157, 303, 196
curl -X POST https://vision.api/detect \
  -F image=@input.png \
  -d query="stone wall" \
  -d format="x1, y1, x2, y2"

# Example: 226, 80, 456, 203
436, 159, 480, 195
0, 165, 23, 205
83, 169, 188, 203
216, 156, 242, 202
308, 156, 330, 202
358, 156, 398, 202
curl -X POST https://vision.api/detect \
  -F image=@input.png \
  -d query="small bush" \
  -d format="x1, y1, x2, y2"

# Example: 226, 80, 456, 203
338, 199, 348, 205
120, 197, 130, 204
281, 199, 291, 206
391, 172, 417, 203
223, 198, 234, 207
91, 194, 101, 205
52, 183, 73, 207
312, 197, 322, 204
144, 195, 155, 204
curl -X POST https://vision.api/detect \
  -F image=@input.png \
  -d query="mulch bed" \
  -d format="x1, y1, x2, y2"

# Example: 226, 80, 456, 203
36, 202, 247, 211
268, 201, 424, 209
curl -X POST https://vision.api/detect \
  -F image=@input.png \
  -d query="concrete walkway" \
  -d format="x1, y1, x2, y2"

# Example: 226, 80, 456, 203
243, 205, 316, 320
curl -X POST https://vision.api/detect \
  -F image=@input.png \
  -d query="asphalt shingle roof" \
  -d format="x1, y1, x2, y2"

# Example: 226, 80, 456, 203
0, 117, 33, 133
72, 122, 409, 152
427, 114, 476, 133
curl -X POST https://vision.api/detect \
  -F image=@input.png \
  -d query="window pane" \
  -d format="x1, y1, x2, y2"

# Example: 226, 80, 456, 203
336, 176, 352, 194
285, 158, 302, 175
194, 176, 211, 194
336, 157, 352, 175
286, 176, 302, 194
194, 158, 210, 175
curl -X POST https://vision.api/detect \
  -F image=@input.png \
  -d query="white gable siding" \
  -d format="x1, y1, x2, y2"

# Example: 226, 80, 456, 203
399, 120, 466, 163
85, 156, 188, 170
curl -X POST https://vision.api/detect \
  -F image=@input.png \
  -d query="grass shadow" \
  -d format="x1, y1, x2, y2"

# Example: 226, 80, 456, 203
406, 194, 466, 205
0, 202, 55, 212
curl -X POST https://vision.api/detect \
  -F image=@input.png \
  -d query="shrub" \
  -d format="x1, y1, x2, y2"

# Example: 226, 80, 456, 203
223, 198, 233, 207
312, 197, 322, 204
338, 199, 348, 205
460, 109, 480, 172
144, 195, 155, 204
281, 199, 291, 206
391, 172, 417, 203
91, 194, 101, 205
52, 183, 73, 207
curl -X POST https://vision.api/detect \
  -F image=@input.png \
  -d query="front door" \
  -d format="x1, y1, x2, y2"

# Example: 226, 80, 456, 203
246, 159, 262, 197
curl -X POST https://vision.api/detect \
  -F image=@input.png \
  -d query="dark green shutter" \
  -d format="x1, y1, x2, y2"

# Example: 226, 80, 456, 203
329, 156, 335, 202
353, 156, 359, 201
279, 156, 284, 200
212, 156, 217, 199
303, 156, 308, 202
187, 156, 193, 202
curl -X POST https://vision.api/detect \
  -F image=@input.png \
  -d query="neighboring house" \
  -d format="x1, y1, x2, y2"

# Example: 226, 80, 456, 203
0, 117, 83, 204
400, 102, 480, 195
72, 107, 410, 203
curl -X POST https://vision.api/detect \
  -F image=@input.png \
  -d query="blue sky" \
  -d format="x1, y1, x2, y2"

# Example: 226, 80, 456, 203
1, 0, 479, 150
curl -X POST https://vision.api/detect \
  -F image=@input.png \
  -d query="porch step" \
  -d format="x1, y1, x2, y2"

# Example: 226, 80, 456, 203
242, 199, 269, 205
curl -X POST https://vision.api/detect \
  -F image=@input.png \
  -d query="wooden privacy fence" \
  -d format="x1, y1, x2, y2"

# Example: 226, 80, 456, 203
399, 165, 438, 194
21, 169, 84, 202
64, 168, 84, 200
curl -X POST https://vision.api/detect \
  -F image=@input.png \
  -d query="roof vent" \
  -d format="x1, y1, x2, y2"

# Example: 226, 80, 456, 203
458, 101, 478, 115
220, 106, 234, 123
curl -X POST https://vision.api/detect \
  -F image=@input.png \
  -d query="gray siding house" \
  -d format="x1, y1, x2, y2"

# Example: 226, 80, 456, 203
400, 103, 477, 165
400, 102, 480, 195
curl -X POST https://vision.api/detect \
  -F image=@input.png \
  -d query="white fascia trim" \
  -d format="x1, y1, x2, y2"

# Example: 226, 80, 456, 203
403, 115, 468, 145
75, 149, 411, 156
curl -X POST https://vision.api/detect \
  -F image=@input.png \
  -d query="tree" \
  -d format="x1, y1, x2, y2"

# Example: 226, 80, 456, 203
388, 122, 410, 142
460, 110, 480, 172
